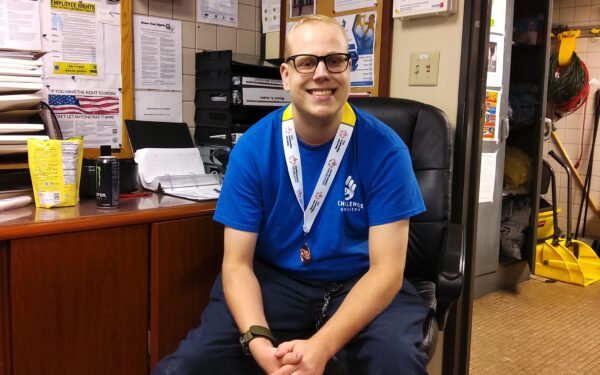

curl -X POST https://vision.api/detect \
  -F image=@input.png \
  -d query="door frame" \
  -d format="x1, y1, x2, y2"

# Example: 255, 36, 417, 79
443, 0, 492, 374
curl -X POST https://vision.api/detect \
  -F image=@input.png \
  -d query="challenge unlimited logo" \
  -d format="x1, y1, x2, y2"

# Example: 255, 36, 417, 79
338, 176, 363, 212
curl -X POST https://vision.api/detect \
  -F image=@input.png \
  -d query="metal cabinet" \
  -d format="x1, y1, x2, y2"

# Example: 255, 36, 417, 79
474, 0, 552, 297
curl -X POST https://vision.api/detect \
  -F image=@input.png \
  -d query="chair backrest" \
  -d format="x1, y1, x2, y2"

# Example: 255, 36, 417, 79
349, 97, 453, 282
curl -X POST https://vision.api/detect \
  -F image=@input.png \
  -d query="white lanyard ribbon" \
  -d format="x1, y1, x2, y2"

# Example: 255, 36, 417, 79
281, 103, 356, 234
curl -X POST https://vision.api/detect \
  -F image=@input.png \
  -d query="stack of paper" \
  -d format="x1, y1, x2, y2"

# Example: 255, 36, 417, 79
0, 115, 44, 156
0, 134, 48, 144
0, 0, 50, 197
0, 123, 44, 133
0, 56, 43, 94
0, 49, 46, 162
0, 94, 45, 157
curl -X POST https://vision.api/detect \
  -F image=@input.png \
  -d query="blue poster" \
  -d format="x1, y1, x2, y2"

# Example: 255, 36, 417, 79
337, 12, 376, 87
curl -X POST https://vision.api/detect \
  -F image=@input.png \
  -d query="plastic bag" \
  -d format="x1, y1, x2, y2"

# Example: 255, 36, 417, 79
27, 136, 83, 208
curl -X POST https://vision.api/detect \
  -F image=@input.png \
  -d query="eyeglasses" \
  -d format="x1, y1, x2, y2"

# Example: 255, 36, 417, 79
286, 53, 351, 74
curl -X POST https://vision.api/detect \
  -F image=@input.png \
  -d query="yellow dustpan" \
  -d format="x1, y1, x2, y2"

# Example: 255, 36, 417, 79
534, 154, 600, 286
536, 239, 600, 286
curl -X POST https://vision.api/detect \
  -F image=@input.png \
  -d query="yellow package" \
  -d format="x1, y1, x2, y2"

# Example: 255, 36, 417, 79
27, 136, 84, 208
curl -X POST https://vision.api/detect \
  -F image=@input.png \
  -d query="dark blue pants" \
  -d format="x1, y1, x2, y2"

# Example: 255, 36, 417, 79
151, 261, 429, 375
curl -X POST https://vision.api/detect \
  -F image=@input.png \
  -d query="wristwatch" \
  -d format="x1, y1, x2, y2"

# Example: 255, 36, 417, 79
239, 325, 275, 356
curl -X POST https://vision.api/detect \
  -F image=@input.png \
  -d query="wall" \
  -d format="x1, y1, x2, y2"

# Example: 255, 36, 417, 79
389, 12, 465, 127
265, 10, 464, 124
545, 0, 600, 239
389, 10, 465, 375
132, 0, 263, 141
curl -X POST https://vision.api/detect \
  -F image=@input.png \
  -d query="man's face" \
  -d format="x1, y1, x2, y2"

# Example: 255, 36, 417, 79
280, 22, 350, 124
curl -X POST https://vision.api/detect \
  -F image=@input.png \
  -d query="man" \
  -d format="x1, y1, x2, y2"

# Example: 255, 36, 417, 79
152, 15, 429, 375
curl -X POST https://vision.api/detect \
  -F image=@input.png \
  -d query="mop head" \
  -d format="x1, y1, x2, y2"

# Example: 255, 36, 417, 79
504, 147, 532, 192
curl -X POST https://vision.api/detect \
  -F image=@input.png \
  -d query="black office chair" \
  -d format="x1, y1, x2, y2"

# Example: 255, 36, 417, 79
323, 96, 465, 369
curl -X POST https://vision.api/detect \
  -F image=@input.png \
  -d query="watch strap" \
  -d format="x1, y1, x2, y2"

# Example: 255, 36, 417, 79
240, 325, 275, 355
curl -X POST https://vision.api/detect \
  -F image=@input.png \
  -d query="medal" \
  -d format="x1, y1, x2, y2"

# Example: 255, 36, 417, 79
300, 243, 312, 264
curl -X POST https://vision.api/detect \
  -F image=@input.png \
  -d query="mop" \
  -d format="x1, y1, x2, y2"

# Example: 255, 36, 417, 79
575, 90, 600, 239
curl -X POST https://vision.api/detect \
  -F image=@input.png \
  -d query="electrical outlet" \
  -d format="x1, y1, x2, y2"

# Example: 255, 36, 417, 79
408, 51, 440, 86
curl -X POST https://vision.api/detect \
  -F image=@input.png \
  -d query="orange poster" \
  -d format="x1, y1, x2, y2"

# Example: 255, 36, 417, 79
484, 90, 500, 141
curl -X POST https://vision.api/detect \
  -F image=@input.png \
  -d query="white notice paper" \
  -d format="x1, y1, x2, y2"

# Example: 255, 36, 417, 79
197, 0, 238, 27
393, 0, 453, 18
104, 21, 122, 76
490, 0, 507, 35
134, 15, 182, 90
135, 91, 183, 122
261, 0, 280, 33
478, 152, 497, 203
486, 33, 504, 88
335, 0, 376, 13
0, 0, 41, 50
98, 0, 121, 26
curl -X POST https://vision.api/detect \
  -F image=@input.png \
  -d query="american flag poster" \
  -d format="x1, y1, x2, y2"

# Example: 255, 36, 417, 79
48, 94, 119, 115
48, 88, 122, 148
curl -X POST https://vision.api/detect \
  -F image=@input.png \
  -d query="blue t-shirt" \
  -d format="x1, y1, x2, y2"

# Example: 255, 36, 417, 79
213, 104, 425, 281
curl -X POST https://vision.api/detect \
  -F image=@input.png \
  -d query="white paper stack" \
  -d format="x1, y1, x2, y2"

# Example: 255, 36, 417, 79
0, 0, 49, 200
0, 123, 44, 133
0, 56, 43, 93
0, 49, 46, 161
0, 134, 48, 144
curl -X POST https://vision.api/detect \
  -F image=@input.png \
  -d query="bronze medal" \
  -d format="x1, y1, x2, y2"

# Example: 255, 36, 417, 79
300, 243, 312, 264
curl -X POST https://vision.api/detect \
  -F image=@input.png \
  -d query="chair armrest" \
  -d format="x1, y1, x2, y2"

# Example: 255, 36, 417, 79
436, 222, 465, 329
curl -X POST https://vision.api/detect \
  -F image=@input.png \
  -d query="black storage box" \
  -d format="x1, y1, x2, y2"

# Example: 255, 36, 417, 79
195, 50, 289, 147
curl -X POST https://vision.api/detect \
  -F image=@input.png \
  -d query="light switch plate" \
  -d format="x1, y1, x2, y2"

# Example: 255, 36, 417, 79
409, 51, 440, 86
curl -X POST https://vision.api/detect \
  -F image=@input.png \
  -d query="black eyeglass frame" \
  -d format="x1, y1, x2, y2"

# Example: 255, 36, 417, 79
285, 53, 352, 74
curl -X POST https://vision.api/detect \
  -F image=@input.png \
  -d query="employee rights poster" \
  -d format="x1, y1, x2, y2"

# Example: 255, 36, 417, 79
48, 88, 122, 148
42, 0, 104, 78
337, 12, 376, 87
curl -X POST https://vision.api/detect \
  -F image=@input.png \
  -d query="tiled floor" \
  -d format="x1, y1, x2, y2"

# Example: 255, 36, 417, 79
470, 277, 600, 374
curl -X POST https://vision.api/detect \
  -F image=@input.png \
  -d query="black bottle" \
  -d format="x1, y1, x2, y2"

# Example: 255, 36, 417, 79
96, 145, 119, 208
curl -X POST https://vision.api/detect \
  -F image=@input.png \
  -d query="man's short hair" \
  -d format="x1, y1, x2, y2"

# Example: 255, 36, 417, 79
284, 15, 348, 58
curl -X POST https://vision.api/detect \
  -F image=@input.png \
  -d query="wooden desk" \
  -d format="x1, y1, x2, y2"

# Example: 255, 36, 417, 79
0, 195, 223, 375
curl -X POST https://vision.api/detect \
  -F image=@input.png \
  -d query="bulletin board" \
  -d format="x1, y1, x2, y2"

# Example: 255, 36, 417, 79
279, 0, 392, 97
119, 0, 133, 159
82, 0, 133, 159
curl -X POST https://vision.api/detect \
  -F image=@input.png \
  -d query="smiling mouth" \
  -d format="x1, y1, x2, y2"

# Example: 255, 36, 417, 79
307, 89, 336, 96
